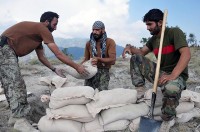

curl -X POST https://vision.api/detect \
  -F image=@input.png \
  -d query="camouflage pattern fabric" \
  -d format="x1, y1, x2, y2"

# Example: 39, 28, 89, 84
84, 68, 110, 91
130, 54, 186, 121
0, 44, 31, 118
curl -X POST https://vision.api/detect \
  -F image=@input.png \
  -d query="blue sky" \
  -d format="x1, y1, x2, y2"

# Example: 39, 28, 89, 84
0, 0, 199, 47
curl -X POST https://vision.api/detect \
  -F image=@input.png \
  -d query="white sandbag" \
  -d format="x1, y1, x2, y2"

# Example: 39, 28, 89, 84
49, 86, 95, 109
38, 116, 82, 132
39, 76, 52, 86
64, 60, 97, 79
46, 105, 94, 122
82, 115, 104, 132
82, 115, 129, 132
100, 103, 149, 125
86, 88, 137, 117
129, 117, 140, 132
195, 102, 200, 108
180, 90, 200, 108
51, 76, 67, 88
104, 120, 130, 131
153, 102, 194, 116
176, 107, 200, 123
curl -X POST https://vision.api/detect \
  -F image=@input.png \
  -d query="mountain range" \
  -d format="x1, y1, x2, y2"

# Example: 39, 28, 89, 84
20, 37, 125, 61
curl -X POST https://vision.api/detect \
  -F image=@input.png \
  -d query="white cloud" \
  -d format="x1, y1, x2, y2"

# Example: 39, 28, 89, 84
0, 0, 148, 47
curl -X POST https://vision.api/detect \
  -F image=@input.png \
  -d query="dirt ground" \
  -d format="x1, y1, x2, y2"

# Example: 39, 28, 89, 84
0, 58, 200, 132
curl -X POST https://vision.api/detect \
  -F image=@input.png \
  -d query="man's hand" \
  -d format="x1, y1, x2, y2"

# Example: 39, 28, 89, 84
91, 57, 99, 66
76, 64, 90, 76
122, 46, 132, 59
54, 68, 66, 78
158, 73, 177, 85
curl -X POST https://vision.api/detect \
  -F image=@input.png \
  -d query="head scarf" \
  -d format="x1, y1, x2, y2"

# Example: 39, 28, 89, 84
90, 21, 107, 58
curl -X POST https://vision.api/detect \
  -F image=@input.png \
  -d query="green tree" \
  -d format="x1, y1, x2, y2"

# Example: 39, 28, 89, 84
187, 33, 197, 47
140, 37, 150, 46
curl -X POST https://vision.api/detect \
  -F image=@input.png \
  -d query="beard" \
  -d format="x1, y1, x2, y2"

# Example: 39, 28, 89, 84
93, 32, 103, 40
47, 23, 54, 32
150, 25, 160, 35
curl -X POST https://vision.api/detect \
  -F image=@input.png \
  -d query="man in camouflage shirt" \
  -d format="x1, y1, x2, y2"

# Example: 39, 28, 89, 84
122, 9, 191, 130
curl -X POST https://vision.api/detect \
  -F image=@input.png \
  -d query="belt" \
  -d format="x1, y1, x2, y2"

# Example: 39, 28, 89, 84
0, 36, 8, 47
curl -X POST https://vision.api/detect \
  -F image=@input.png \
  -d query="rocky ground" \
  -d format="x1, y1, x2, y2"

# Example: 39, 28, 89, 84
0, 53, 200, 131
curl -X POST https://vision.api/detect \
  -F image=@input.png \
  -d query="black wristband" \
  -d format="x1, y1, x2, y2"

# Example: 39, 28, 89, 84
52, 68, 56, 72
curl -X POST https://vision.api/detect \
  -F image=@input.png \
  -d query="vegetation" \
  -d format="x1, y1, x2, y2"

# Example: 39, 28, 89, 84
62, 48, 73, 59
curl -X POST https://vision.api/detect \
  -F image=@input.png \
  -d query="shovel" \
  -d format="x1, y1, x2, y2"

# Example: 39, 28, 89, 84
138, 9, 168, 132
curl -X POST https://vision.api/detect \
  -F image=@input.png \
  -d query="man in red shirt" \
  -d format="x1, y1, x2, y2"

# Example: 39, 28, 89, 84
122, 9, 191, 131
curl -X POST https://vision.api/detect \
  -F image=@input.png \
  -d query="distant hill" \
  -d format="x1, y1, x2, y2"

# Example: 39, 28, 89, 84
19, 37, 125, 61
49, 44, 124, 60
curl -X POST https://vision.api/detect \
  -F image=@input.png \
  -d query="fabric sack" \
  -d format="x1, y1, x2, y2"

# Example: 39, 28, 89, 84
49, 86, 95, 109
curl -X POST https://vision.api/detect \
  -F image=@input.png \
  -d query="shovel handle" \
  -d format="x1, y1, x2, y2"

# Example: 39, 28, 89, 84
152, 10, 168, 93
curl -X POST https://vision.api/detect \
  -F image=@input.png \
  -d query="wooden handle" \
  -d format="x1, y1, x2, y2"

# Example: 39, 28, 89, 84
152, 10, 168, 93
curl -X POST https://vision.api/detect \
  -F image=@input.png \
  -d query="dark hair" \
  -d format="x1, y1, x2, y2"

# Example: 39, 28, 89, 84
40, 11, 59, 22
143, 9, 163, 22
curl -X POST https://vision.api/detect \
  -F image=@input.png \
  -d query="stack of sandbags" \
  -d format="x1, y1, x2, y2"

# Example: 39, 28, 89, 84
175, 90, 200, 123
38, 86, 95, 132
86, 88, 138, 117
38, 87, 148, 132
143, 89, 200, 119
82, 88, 149, 131
129, 89, 200, 132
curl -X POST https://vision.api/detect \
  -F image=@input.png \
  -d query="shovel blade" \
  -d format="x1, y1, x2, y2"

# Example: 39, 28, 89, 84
139, 116, 162, 132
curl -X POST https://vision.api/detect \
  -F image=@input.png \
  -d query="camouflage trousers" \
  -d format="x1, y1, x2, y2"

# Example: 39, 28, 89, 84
0, 44, 31, 118
85, 68, 110, 91
130, 54, 186, 121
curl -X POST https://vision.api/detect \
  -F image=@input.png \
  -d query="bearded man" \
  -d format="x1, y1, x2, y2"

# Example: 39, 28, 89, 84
81, 21, 116, 91
122, 9, 191, 131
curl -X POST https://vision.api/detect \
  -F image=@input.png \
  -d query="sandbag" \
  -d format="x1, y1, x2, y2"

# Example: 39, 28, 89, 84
180, 90, 200, 108
39, 76, 52, 86
129, 117, 140, 132
100, 103, 149, 125
82, 115, 130, 132
104, 120, 130, 131
153, 102, 194, 116
38, 116, 82, 132
46, 105, 94, 122
86, 88, 137, 117
176, 107, 200, 123
49, 86, 95, 109
64, 60, 97, 79
51, 76, 67, 88
82, 115, 104, 132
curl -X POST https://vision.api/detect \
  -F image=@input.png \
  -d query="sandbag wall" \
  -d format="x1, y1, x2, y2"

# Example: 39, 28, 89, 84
38, 86, 200, 132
